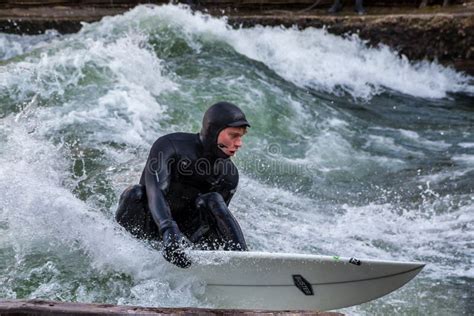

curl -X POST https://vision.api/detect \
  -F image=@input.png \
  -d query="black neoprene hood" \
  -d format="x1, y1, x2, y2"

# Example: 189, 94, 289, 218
200, 102, 250, 159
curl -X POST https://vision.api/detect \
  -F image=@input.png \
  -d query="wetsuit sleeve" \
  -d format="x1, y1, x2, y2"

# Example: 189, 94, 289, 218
143, 137, 177, 232
223, 185, 236, 206
222, 166, 239, 206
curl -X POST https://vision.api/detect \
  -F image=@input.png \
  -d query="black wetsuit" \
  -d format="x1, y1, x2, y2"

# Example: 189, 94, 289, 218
115, 102, 249, 268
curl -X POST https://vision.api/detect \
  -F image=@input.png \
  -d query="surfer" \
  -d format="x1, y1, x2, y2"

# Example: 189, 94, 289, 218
328, 0, 365, 14
115, 102, 249, 268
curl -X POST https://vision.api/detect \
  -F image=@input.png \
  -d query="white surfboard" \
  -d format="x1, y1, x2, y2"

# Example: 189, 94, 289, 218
178, 251, 425, 311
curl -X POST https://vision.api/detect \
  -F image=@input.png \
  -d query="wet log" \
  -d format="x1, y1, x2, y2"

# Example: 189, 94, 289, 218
0, 299, 344, 316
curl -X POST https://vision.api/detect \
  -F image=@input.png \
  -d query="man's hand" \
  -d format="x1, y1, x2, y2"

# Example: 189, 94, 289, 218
162, 223, 192, 268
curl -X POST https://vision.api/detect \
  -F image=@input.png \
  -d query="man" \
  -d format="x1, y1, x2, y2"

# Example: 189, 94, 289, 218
328, 0, 365, 14
115, 102, 249, 268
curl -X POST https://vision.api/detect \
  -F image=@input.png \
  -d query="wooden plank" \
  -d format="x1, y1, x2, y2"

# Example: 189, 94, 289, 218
0, 299, 344, 316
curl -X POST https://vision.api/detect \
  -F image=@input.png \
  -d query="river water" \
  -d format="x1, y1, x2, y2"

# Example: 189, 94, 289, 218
0, 4, 472, 315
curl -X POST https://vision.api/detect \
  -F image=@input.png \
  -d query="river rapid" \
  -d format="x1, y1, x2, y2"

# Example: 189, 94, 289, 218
0, 4, 473, 315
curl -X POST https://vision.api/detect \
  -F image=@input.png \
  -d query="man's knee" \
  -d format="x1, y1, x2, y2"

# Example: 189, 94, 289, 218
205, 192, 225, 204
196, 192, 227, 214
120, 184, 145, 202
116, 184, 146, 223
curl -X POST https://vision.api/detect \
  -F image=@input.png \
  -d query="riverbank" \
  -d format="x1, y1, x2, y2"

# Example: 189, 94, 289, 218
1, 2, 474, 75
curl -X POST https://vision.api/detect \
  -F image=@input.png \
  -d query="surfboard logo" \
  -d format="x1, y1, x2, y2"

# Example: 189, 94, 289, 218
292, 275, 314, 296
349, 258, 361, 266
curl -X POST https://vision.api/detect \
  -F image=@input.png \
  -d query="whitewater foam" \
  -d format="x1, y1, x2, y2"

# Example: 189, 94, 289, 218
0, 122, 207, 307
0, 30, 61, 61
3, 5, 472, 102
73, 5, 474, 100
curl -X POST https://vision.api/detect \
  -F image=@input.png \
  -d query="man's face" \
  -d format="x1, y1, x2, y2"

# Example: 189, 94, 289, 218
217, 127, 247, 157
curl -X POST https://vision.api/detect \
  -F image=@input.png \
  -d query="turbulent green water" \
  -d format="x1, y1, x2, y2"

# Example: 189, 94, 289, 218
0, 4, 473, 315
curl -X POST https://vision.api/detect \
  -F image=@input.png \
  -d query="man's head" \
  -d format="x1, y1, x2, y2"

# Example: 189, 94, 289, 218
200, 102, 250, 158
217, 126, 247, 157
